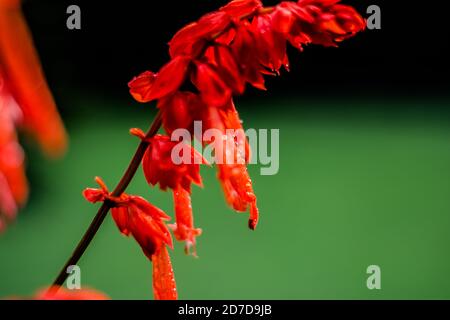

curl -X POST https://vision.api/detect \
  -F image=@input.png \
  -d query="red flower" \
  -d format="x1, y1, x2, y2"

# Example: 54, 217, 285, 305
170, 186, 202, 255
132, 0, 365, 128
134, 132, 205, 256
129, 0, 363, 232
34, 286, 109, 300
139, 133, 205, 192
218, 163, 259, 230
201, 100, 258, 229
83, 177, 177, 300
87, 0, 364, 299
0, 0, 67, 157
0, 0, 67, 230
151, 245, 177, 300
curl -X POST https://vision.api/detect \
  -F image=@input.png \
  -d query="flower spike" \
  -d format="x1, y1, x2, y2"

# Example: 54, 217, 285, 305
129, 0, 364, 231
77, 0, 364, 300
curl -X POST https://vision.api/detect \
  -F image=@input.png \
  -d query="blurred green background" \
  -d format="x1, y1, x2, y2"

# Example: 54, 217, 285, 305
1, 95, 450, 299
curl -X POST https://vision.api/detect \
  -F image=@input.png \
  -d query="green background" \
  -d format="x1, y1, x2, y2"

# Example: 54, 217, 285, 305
1, 96, 450, 299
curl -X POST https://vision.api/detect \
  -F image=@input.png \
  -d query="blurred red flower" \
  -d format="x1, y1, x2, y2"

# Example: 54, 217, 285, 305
0, 0, 67, 230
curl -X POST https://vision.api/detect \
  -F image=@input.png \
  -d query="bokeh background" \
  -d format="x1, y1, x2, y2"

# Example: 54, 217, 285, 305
1, 0, 450, 299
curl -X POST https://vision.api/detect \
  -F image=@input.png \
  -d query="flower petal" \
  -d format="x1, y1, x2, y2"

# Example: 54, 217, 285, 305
111, 207, 130, 236
152, 246, 178, 300
220, 0, 263, 19
192, 61, 232, 107
130, 56, 191, 103
128, 71, 157, 103
169, 186, 202, 256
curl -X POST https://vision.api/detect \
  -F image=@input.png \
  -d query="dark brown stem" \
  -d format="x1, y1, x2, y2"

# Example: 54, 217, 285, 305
51, 110, 163, 289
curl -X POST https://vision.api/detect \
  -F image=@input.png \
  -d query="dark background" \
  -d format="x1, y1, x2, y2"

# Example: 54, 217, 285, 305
22, 0, 450, 104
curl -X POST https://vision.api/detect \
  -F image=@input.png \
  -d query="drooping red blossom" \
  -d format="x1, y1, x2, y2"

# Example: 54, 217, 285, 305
152, 245, 177, 300
218, 164, 259, 230
34, 286, 109, 300
83, 177, 177, 300
203, 100, 259, 229
132, 131, 205, 256
0, 0, 67, 230
170, 185, 202, 256
128, 0, 364, 232
137, 133, 205, 192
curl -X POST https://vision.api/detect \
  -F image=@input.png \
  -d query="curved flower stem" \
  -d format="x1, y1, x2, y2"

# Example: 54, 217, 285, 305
51, 110, 163, 288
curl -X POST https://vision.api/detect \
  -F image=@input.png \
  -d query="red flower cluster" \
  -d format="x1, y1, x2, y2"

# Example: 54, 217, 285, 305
0, 0, 67, 230
83, 133, 206, 298
128, 0, 364, 230
84, 177, 177, 300
85, 0, 363, 300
